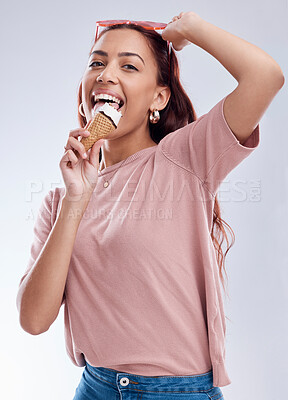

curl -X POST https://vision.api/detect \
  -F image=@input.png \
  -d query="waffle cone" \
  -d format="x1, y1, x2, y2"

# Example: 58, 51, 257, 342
80, 112, 116, 152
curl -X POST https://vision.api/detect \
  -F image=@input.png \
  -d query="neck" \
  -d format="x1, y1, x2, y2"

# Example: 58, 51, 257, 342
99, 134, 157, 171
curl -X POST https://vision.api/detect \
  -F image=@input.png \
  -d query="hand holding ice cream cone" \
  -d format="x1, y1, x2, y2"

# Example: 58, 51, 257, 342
59, 102, 122, 203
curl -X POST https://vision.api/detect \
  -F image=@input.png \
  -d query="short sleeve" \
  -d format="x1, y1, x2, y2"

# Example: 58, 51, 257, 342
18, 189, 66, 306
159, 95, 260, 197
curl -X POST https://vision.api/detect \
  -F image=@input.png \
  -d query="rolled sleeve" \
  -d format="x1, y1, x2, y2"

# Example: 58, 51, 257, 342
159, 95, 260, 197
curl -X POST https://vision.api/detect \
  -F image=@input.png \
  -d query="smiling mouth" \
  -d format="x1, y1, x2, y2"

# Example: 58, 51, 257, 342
91, 97, 124, 113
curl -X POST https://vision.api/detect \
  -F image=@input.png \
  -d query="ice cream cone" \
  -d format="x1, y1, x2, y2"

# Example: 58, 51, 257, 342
80, 102, 122, 152
81, 112, 116, 152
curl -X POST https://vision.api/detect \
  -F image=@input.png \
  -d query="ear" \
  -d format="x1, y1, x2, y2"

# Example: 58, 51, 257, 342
150, 86, 171, 111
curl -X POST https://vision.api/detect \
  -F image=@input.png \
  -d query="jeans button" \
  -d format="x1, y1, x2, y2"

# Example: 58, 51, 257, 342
120, 377, 129, 386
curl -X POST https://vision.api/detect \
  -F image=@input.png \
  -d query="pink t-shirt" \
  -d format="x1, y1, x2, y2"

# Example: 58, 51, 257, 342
19, 95, 260, 387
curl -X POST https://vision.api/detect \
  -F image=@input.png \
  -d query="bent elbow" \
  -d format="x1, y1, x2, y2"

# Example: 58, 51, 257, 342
19, 317, 50, 335
18, 308, 50, 335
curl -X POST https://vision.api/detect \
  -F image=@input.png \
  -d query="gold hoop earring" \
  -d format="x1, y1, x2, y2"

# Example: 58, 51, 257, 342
149, 109, 160, 124
79, 102, 85, 117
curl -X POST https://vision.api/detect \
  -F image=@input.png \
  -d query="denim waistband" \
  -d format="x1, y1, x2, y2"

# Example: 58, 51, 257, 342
85, 361, 214, 392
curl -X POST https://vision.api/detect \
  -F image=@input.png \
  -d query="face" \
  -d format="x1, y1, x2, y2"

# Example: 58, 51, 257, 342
81, 29, 170, 140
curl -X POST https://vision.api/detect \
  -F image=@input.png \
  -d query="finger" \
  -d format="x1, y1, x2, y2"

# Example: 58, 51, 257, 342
88, 139, 105, 168
68, 128, 91, 138
64, 129, 90, 155
66, 136, 88, 159
60, 149, 78, 169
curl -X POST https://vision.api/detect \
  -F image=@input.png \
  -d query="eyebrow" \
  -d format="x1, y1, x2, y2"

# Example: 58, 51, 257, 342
89, 50, 145, 65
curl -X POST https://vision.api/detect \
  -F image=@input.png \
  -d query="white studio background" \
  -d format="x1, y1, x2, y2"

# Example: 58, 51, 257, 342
1, 0, 287, 399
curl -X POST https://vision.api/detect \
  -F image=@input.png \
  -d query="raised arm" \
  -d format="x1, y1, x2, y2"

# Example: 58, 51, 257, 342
163, 11, 285, 144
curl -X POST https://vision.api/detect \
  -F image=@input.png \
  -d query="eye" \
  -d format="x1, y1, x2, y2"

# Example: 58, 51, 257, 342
88, 61, 138, 71
123, 64, 138, 71
89, 61, 103, 67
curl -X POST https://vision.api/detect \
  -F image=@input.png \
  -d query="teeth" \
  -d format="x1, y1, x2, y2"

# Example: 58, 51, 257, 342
93, 93, 122, 105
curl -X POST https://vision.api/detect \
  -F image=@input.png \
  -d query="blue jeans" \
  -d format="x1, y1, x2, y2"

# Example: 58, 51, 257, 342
73, 361, 224, 399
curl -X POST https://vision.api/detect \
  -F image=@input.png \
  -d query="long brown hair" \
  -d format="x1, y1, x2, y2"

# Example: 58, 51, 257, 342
77, 24, 235, 297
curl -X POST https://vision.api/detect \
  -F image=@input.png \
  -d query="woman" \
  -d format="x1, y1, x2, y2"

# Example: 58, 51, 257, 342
16, 11, 284, 399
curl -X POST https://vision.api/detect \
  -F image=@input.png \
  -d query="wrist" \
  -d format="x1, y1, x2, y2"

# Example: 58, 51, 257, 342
180, 12, 205, 44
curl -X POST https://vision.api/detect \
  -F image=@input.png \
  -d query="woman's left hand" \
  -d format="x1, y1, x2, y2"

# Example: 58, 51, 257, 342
162, 11, 200, 51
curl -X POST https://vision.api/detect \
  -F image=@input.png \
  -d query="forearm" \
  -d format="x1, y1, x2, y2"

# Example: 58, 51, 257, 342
182, 15, 284, 83
16, 196, 88, 334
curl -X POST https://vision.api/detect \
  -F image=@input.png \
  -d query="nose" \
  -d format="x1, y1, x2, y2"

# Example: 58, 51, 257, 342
96, 64, 118, 84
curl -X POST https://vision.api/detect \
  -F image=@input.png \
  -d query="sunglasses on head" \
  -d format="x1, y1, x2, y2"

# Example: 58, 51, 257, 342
94, 20, 172, 81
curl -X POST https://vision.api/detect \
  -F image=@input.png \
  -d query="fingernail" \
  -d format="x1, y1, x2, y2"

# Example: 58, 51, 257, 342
83, 152, 87, 158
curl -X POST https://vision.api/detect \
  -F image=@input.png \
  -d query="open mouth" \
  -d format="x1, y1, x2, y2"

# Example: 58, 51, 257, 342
91, 95, 125, 113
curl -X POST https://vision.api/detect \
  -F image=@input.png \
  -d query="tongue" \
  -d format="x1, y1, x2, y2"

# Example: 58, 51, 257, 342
110, 102, 120, 110
93, 100, 120, 113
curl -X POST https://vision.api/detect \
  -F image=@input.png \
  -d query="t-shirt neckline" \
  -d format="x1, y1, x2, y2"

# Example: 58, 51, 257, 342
98, 145, 157, 176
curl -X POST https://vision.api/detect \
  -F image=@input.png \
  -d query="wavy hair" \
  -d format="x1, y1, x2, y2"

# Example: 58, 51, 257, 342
77, 23, 235, 297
